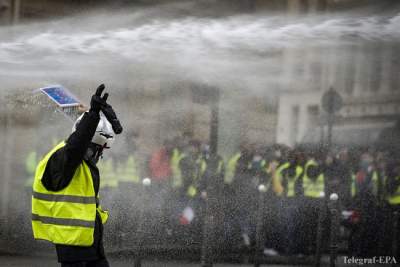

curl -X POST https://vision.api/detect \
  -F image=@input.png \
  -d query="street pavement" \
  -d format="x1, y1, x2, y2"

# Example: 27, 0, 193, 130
0, 254, 395, 267
0, 255, 262, 267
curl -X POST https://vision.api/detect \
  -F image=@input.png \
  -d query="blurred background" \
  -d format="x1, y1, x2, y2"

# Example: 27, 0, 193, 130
1, 0, 400, 266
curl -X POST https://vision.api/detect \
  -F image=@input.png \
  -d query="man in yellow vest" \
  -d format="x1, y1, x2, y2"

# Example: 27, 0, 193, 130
32, 84, 122, 267
224, 152, 241, 185
301, 155, 325, 255
272, 149, 304, 255
383, 158, 400, 258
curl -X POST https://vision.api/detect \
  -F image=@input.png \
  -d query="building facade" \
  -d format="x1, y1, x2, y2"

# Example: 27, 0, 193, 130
276, 41, 400, 147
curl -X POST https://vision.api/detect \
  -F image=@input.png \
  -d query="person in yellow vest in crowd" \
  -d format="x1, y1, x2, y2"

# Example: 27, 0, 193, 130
174, 140, 204, 243
116, 129, 140, 187
113, 152, 141, 244
170, 132, 193, 191
300, 152, 325, 255
189, 143, 225, 244
31, 84, 123, 267
224, 151, 241, 186
220, 150, 242, 246
271, 149, 304, 255
197, 143, 225, 199
180, 140, 203, 199
351, 150, 384, 256
383, 158, 400, 258
117, 156, 140, 185
222, 144, 252, 244
97, 158, 118, 189
171, 143, 186, 190
261, 146, 285, 256
231, 144, 254, 247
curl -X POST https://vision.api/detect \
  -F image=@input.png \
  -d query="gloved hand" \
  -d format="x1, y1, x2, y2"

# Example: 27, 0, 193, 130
101, 103, 123, 134
90, 84, 108, 113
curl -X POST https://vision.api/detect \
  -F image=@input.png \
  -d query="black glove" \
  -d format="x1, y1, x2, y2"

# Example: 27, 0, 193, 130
102, 103, 123, 134
90, 84, 108, 113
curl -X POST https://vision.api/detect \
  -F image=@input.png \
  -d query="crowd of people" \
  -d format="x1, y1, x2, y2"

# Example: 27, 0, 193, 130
24, 131, 400, 258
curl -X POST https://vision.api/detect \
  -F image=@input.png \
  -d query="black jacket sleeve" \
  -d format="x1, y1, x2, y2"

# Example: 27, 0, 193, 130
41, 111, 100, 191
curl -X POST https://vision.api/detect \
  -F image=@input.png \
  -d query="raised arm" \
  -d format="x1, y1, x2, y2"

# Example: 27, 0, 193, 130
41, 85, 109, 191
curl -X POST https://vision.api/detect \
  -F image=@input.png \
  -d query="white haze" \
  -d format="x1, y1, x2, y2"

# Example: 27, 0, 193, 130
0, 3, 399, 94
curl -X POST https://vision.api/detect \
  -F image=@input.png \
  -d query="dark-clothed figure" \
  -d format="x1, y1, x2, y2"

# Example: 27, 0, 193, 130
337, 149, 354, 208
349, 151, 381, 256
232, 146, 255, 247
32, 85, 123, 267
271, 149, 304, 255
176, 140, 202, 243
300, 152, 325, 255
383, 159, 400, 259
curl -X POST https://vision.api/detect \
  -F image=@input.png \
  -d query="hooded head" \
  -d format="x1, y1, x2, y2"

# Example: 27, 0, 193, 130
72, 112, 115, 163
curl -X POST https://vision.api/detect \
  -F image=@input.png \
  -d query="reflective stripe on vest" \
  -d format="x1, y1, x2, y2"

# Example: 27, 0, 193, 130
32, 191, 96, 204
303, 160, 325, 198
32, 142, 107, 246
32, 214, 94, 228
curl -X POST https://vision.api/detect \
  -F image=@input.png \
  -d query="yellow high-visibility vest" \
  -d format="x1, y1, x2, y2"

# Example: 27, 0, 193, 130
98, 159, 118, 188
171, 148, 185, 188
273, 162, 303, 197
351, 171, 383, 198
187, 157, 224, 198
271, 161, 288, 196
387, 176, 400, 205
186, 156, 206, 198
286, 165, 303, 197
117, 156, 140, 184
303, 160, 325, 198
351, 173, 357, 197
371, 171, 383, 197
224, 153, 241, 184
32, 142, 108, 246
